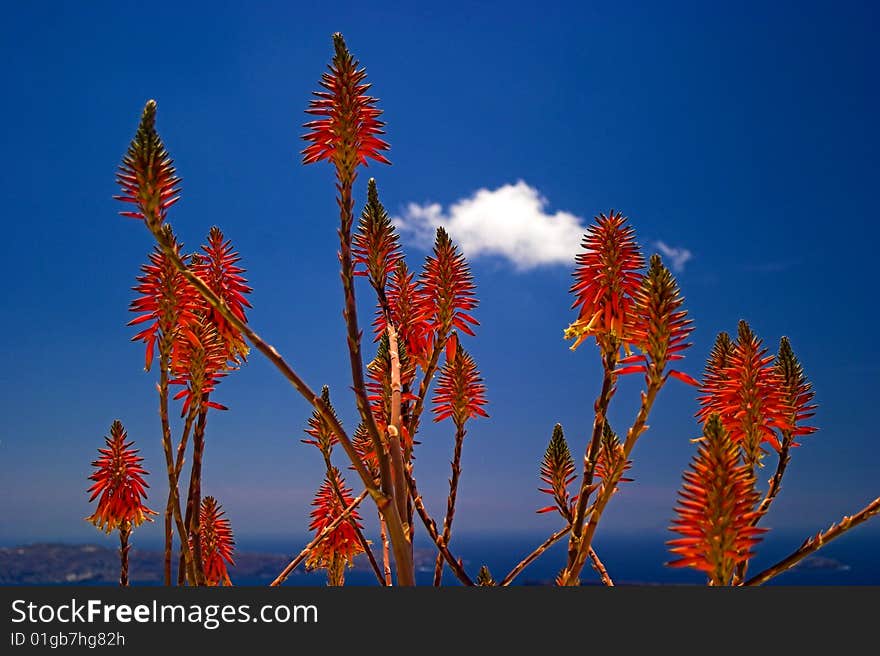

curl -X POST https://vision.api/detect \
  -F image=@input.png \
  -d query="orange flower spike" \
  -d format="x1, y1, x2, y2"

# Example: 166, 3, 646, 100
302, 33, 390, 171
128, 236, 200, 371
667, 415, 766, 585
115, 100, 181, 230
594, 423, 634, 496
374, 260, 432, 367
618, 254, 698, 385
306, 468, 366, 571
696, 331, 735, 425
353, 179, 402, 300
198, 496, 235, 586
775, 337, 817, 439
86, 420, 157, 534
169, 316, 230, 416
564, 211, 644, 352
431, 338, 488, 426
420, 227, 479, 339
698, 321, 790, 468
192, 227, 252, 364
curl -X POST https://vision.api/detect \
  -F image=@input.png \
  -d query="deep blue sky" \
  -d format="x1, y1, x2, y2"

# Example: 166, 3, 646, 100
1, 0, 878, 553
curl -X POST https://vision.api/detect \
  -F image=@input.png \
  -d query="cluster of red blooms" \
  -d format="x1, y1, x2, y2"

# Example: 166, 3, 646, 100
197, 497, 236, 586
306, 468, 365, 572
86, 420, 156, 533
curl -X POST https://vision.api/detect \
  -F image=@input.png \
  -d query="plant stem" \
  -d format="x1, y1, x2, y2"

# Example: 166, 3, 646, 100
165, 399, 199, 586
148, 224, 412, 586
755, 431, 794, 523
433, 421, 466, 586
379, 513, 393, 586
406, 335, 445, 439
157, 340, 198, 586
744, 495, 880, 586
270, 489, 368, 587
562, 374, 660, 586
335, 171, 415, 586
561, 349, 618, 585
119, 521, 131, 587
404, 464, 474, 586
182, 407, 208, 586
387, 325, 409, 532
499, 526, 569, 586
588, 547, 614, 586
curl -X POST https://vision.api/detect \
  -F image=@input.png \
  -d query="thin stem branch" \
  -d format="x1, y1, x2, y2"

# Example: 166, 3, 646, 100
588, 547, 614, 586
562, 373, 661, 586
433, 421, 466, 586
165, 400, 198, 586
387, 324, 409, 530
270, 489, 368, 587
744, 495, 880, 586
404, 464, 474, 586
119, 522, 131, 587
561, 349, 618, 585
499, 526, 569, 587
406, 335, 445, 439
157, 342, 197, 586
379, 513, 393, 586
755, 432, 794, 523
180, 407, 208, 586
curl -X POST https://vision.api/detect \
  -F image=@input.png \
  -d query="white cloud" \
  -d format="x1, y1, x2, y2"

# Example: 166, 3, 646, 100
394, 180, 694, 273
393, 181, 586, 271
653, 241, 693, 273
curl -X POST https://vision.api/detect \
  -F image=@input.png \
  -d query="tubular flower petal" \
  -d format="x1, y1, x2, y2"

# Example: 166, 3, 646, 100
353, 179, 402, 298
306, 468, 365, 571
192, 227, 252, 364
86, 420, 157, 534
419, 227, 479, 339
128, 234, 200, 371
623, 254, 696, 384
774, 337, 817, 439
115, 100, 181, 229
431, 337, 488, 426
197, 496, 235, 586
564, 211, 644, 352
667, 415, 765, 585
537, 424, 576, 520
697, 322, 791, 468
302, 33, 390, 170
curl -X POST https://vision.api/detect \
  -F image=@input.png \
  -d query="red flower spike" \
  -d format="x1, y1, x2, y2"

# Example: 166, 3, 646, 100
564, 211, 644, 352
668, 415, 765, 585
169, 315, 230, 416
696, 332, 734, 414
431, 337, 488, 426
419, 227, 479, 339
374, 260, 432, 367
302, 386, 341, 456
697, 321, 790, 468
302, 33, 390, 171
86, 420, 157, 534
128, 236, 200, 371
624, 254, 696, 384
775, 337, 817, 438
196, 496, 235, 586
192, 227, 252, 364
353, 179, 401, 299
537, 424, 576, 520
306, 468, 365, 571
115, 100, 181, 229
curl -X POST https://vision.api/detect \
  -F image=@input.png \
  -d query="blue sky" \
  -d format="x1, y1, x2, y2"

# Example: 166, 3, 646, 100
1, 1, 878, 551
